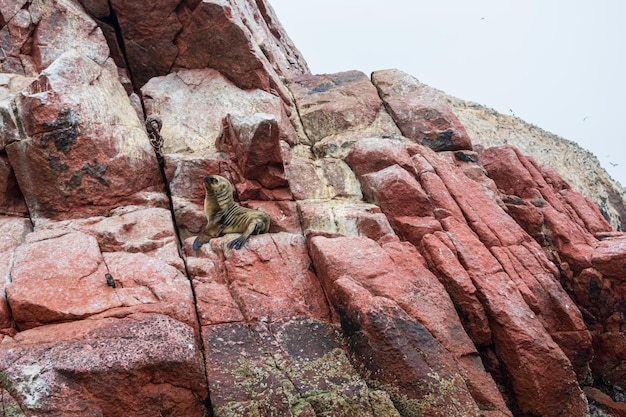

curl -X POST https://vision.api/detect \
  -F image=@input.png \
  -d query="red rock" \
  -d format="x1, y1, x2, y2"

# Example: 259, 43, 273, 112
360, 164, 432, 217
334, 276, 481, 416
143, 69, 296, 155
372, 69, 472, 151
421, 232, 492, 347
7, 229, 196, 330
7, 231, 116, 329
412, 152, 468, 219
0, 1, 36, 75
95, 251, 197, 327
478, 145, 541, 198
110, 0, 308, 90
491, 242, 592, 378
0, 154, 28, 216
0, 74, 35, 149
220, 113, 290, 188
563, 188, 612, 234
420, 145, 528, 247
188, 233, 330, 324
478, 146, 603, 260
584, 386, 626, 417
441, 217, 589, 416
77, 0, 110, 18
345, 135, 416, 178
32, 0, 109, 71
592, 332, 626, 392
108, 0, 181, 88
392, 215, 443, 246
246, 200, 301, 234
8, 50, 163, 219
289, 71, 400, 144
0, 235, 19, 335
0, 314, 208, 416
592, 233, 626, 278
310, 235, 510, 415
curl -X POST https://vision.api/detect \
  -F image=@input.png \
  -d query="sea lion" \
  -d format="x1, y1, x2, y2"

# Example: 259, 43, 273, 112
192, 175, 270, 250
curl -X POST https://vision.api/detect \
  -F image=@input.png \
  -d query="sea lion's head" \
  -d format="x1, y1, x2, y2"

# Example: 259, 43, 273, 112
203, 175, 230, 196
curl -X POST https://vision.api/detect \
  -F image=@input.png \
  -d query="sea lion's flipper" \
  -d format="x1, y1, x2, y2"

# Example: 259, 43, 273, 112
227, 235, 248, 250
226, 221, 261, 250
192, 236, 208, 251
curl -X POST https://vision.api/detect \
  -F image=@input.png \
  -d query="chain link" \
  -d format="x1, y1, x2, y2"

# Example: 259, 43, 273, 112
145, 116, 164, 158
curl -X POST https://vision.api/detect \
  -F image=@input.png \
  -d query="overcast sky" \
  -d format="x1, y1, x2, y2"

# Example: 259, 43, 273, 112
270, 0, 626, 186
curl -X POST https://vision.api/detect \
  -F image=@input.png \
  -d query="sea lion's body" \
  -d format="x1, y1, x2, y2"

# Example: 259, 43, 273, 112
192, 175, 270, 250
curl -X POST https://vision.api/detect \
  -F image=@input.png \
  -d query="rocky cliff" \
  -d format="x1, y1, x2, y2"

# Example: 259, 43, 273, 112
448, 97, 626, 232
1, 1, 625, 417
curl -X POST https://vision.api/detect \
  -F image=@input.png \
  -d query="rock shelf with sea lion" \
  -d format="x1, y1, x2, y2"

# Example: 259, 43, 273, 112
192, 175, 271, 250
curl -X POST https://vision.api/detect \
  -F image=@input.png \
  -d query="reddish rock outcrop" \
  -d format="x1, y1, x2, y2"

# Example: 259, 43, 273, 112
1, 0, 625, 416
0, 314, 207, 417
372, 69, 472, 151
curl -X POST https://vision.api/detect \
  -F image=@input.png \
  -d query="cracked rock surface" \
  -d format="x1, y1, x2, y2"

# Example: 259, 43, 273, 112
1, 1, 625, 416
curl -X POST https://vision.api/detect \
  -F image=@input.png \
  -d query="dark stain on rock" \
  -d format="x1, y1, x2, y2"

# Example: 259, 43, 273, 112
82, 161, 111, 186
454, 151, 477, 163
421, 130, 454, 151
46, 152, 69, 173
65, 160, 111, 191
41, 108, 81, 154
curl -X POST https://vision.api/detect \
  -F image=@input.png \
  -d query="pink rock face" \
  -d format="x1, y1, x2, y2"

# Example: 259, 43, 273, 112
478, 145, 626, 388
6, 215, 197, 331
0, 314, 207, 417
289, 70, 400, 144
188, 233, 330, 325
2, 0, 626, 414
372, 69, 473, 151
310, 235, 510, 415
8, 50, 163, 219
220, 113, 289, 189
108, 0, 308, 90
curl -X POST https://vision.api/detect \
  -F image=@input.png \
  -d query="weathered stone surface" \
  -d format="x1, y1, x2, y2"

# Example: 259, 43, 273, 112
142, 68, 296, 155
345, 135, 418, 178
0, 74, 35, 149
6, 223, 196, 331
450, 96, 626, 231
0, 1, 36, 75
0, 314, 208, 416
310, 235, 510, 415
188, 232, 330, 325
289, 70, 401, 145
297, 200, 396, 242
2, 0, 626, 414
8, 50, 163, 219
592, 234, 626, 278
205, 320, 400, 417
585, 386, 626, 417
421, 232, 492, 347
33, 0, 109, 71
372, 69, 472, 151
220, 113, 290, 188
0, 154, 28, 216
441, 217, 589, 416
0, 234, 19, 335
109, 0, 308, 91
1, 0, 109, 76
285, 155, 362, 200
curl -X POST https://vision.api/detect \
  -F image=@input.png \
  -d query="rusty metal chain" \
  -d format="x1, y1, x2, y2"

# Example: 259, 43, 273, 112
145, 116, 164, 158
